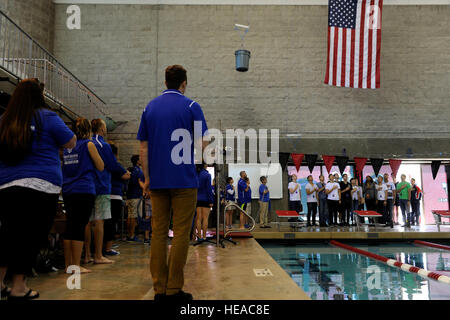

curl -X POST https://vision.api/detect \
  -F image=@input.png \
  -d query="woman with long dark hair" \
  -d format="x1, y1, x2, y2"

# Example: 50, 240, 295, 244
62, 118, 104, 274
0, 79, 76, 300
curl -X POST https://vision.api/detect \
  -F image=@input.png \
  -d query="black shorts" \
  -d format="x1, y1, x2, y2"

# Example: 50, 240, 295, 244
197, 200, 211, 209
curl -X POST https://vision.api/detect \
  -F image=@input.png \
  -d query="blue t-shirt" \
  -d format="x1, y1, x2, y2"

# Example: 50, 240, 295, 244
126, 165, 144, 199
111, 163, 127, 197
62, 139, 96, 195
259, 184, 270, 202
244, 185, 252, 204
225, 184, 235, 201
0, 109, 74, 187
197, 169, 214, 203
237, 178, 247, 204
137, 89, 208, 190
92, 135, 127, 195
317, 182, 327, 200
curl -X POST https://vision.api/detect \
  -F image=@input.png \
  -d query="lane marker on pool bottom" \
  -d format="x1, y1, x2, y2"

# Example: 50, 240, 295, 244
329, 240, 450, 285
413, 240, 450, 251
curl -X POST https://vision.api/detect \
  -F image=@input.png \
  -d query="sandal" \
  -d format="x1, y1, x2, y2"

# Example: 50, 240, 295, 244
8, 289, 40, 301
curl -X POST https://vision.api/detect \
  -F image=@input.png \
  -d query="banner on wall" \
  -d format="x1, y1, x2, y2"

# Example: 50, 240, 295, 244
322, 155, 336, 174
279, 152, 291, 172
389, 159, 402, 178
431, 161, 441, 180
354, 157, 368, 178
336, 156, 349, 176
370, 158, 384, 177
291, 153, 304, 172
305, 154, 318, 174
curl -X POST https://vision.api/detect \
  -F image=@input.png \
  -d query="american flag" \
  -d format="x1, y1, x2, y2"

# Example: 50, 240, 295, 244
324, 0, 383, 89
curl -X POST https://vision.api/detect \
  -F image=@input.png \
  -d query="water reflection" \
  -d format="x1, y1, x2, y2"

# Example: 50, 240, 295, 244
262, 243, 450, 300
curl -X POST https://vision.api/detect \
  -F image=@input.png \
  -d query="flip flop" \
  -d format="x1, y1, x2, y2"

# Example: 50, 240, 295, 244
8, 289, 39, 301
1, 286, 11, 298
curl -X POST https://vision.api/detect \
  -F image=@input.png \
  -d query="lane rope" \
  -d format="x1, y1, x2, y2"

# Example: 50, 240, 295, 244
413, 240, 450, 251
330, 240, 450, 285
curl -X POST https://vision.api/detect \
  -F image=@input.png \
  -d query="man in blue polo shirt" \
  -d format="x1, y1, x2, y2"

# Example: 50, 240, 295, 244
138, 65, 208, 302
237, 171, 249, 229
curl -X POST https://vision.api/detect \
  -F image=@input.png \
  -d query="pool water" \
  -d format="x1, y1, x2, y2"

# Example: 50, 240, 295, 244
261, 242, 450, 300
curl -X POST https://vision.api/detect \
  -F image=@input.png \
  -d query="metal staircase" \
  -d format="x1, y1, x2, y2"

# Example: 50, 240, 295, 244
0, 10, 107, 123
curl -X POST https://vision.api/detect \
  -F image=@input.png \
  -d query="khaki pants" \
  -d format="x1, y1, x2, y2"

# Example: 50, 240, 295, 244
150, 188, 197, 295
259, 201, 269, 226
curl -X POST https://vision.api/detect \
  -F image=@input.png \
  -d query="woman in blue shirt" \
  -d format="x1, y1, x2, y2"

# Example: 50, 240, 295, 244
62, 118, 104, 274
0, 79, 76, 300
194, 164, 214, 241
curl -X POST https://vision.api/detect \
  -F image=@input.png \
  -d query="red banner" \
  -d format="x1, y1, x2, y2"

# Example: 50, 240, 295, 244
322, 155, 336, 174
354, 157, 368, 177
389, 159, 402, 178
291, 153, 304, 172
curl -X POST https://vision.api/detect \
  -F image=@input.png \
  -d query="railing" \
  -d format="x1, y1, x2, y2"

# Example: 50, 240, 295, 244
223, 202, 256, 238
0, 10, 107, 120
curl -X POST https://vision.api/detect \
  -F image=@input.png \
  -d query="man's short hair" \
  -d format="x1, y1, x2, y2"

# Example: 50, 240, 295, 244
240, 171, 246, 177
131, 155, 140, 166
166, 65, 187, 90
226, 177, 233, 184
260, 176, 266, 183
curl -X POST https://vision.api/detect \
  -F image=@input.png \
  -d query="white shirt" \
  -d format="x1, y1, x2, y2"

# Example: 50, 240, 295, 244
305, 183, 318, 203
351, 185, 362, 201
326, 182, 340, 201
288, 182, 301, 201
384, 181, 396, 200
376, 183, 388, 201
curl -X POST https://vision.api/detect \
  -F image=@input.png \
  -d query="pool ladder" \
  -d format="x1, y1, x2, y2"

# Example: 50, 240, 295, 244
221, 202, 256, 247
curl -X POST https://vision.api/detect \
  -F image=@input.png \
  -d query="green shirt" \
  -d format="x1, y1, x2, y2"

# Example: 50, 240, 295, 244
396, 181, 411, 200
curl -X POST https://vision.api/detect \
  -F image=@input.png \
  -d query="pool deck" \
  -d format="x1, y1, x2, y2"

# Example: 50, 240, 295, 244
252, 223, 450, 240
24, 238, 310, 300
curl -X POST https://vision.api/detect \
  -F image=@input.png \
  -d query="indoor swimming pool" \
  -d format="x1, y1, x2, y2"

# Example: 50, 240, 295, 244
261, 241, 450, 300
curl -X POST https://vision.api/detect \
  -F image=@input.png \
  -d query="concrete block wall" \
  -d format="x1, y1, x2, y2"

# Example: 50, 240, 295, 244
51, 4, 450, 166
1, 0, 55, 53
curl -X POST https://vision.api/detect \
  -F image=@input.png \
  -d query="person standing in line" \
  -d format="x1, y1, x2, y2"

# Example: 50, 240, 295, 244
0, 79, 76, 300
305, 175, 319, 226
396, 174, 412, 228
84, 119, 129, 265
225, 177, 236, 230
325, 174, 341, 226
363, 176, 377, 211
62, 118, 104, 274
138, 65, 209, 301
104, 143, 130, 255
339, 174, 352, 226
237, 171, 249, 229
195, 164, 214, 240
384, 173, 396, 228
126, 155, 145, 242
258, 176, 271, 228
350, 178, 362, 226
244, 177, 252, 226
410, 178, 423, 226
288, 174, 302, 215
317, 175, 329, 227
392, 174, 400, 225
375, 175, 389, 227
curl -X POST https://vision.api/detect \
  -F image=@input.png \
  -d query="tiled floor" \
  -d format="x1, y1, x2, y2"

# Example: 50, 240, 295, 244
26, 242, 152, 300
24, 237, 309, 300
